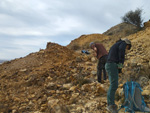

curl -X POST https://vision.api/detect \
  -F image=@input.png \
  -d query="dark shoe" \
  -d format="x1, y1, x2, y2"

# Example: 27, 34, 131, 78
101, 80, 105, 84
98, 80, 104, 84
106, 105, 118, 113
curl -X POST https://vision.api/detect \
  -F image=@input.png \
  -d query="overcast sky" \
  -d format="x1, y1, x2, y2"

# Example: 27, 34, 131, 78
0, 0, 150, 60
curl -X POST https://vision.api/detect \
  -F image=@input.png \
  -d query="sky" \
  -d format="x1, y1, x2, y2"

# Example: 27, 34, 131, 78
0, 0, 150, 60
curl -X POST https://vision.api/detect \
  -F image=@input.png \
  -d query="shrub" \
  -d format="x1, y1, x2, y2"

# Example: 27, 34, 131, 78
121, 8, 143, 29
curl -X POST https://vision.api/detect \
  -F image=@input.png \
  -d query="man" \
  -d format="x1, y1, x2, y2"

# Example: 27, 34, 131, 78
90, 42, 108, 83
105, 38, 132, 113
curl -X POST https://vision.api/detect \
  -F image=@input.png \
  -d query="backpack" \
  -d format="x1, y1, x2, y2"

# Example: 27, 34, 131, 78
81, 50, 90, 54
118, 81, 150, 113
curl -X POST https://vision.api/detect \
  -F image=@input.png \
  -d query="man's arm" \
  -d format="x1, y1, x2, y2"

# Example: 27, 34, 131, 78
93, 47, 97, 57
118, 43, 126, 64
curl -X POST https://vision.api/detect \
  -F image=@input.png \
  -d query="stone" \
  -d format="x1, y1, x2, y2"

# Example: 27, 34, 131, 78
71, 93, 79, 99
34, 112, 42, 113
139, 76, 149, 87
19, 68, 27, 72
13, 97, 20, 102
40, 104, 47, 111
76, 106, 84, 113
85, 62, 93, 66
96, 85, 106, 95
12, 110, 17, 113
46, 82, 55, 89
142, 90, 150, 96
91, 71, 97, 75
47, 98, 59, 106
69, 86, 77, 92
119, 84, 124, 88
91, 57, 96, 62
76, 56, 82, 62
144, 84, 150, 90
118, 88, 124, 96
47, 99, 69, 113
81, 84, 91, 91
63, 83, 72, 89
41, 95, 47, 103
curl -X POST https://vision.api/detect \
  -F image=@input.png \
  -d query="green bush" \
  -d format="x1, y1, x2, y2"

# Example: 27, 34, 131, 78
121, 8, 143, 29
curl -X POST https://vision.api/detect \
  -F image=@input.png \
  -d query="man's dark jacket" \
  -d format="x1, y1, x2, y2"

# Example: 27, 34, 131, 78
107, 40, 127, 64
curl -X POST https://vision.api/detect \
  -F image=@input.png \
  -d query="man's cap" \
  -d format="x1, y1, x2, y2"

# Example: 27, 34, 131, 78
89, 42, 95, 47
121, 38, 131, 45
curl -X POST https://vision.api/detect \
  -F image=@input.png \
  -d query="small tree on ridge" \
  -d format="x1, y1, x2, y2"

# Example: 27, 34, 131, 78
121, 8, 143, 29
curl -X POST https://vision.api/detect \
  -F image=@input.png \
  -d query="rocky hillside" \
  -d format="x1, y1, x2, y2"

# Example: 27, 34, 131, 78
67, 23, 139, 51
122, 26, 150, 82
103, 22, 138, 37
0, 42, 108, 113
67, 34, 110, 51
0, 21, 150, 113
116, 25, 150, 108
103, 22, 139, 43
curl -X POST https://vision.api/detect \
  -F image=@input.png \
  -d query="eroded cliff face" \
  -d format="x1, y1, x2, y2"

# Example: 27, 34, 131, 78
0, 22, 150, 113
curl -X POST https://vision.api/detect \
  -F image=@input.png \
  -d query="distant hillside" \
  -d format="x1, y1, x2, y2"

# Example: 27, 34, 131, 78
103, 22, 139, 44
67, 22, 139, 51
103, 22, 138, 37
0, 60, 7, 64
67, 34, 110, 50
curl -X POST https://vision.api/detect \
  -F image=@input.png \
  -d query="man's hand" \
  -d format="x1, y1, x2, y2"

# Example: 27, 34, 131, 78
117, 63, 123, 69
93, 47, 97, 57
93, 47, 97, 51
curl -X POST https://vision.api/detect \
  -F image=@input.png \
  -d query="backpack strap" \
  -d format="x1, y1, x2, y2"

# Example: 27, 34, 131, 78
131, 83, 140, 110
118, 82, 131, 112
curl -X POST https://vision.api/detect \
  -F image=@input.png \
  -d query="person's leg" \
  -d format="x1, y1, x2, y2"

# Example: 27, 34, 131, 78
97, 59, 102, 83
103, 68, 107, 80
102, 55, 108, 80
105, 63, 118, 105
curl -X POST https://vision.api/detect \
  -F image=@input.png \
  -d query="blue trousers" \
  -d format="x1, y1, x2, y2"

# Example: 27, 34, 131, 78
105, 63, 118, 105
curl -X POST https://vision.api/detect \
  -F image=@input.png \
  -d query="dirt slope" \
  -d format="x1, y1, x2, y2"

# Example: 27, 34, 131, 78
122, 27, 150, 81
0, 42, 108, 112
0, 42, 79, 112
